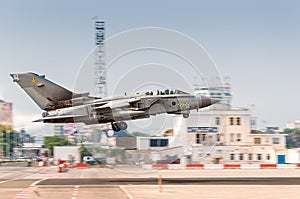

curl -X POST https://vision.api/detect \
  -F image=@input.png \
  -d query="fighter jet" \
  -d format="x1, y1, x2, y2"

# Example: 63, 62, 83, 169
10, 72, 218, 131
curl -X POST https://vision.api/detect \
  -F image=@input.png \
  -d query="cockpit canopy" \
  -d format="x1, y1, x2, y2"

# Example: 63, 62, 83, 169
144, 89, 189, 95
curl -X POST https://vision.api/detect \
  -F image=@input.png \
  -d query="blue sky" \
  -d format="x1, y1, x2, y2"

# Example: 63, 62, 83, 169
0, 0, 299, 130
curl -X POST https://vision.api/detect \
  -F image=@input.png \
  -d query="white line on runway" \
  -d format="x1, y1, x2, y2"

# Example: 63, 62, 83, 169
13, 185, 37, 199
120, 185, 134, 199
0, 167, 51, 184
30, 178, 48, 186
13, 178, 47, 199
71, 185, 80, 199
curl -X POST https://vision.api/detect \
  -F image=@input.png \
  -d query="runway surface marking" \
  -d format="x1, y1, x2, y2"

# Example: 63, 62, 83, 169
13, 185, 37, 199
13, 178, 47, 199
71, 185, 80, 199
120, 185, 134, 199
0, 167, 50, 185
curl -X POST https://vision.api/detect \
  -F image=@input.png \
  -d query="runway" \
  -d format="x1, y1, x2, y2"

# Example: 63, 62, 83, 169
1, 164, 300, 198
37, 177, 300, 185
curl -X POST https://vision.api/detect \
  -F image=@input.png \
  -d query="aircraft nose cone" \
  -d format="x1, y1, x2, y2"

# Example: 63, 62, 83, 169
210, 98, 219, 104
198, 96, 219, 108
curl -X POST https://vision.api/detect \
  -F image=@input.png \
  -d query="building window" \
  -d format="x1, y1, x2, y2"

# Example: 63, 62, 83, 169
236, 117, 241, 125
239, 154, 244, 160
150, 139, 169, 147
254, 138, 261, 144
257, 154, 262, 160
248, 154, 252, 160
230, 134, 234, 142
230, 117, 234, 125
216, 117, 220, 125
272, 137, 280, 144
160, 139, 168, 147
266, 154, 270, 160
237, 133, 241, 142
230, 154, 235, 160
196, 134, 201, 144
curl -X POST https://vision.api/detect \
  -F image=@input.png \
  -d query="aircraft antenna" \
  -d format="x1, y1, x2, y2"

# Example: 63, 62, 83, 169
94, 17, 106, 98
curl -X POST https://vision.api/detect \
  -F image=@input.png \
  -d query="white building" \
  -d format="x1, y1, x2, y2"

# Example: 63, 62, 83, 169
136, 136, 182, 164
287, 148, 300, 164
287, 120, 300, 130
172, 84, 287, 164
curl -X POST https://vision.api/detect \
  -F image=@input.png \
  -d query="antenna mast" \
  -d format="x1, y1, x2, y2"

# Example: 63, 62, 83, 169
94, 18, 106, 98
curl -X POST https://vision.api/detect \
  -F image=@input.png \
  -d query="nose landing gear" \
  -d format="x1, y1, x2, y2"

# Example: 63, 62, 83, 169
183, 113, 189, 118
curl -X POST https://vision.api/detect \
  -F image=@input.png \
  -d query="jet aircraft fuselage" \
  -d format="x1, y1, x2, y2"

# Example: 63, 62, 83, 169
11, 72, 217, 131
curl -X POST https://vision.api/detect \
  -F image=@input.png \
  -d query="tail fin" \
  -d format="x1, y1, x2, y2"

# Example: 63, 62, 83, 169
10, 72, 74, 110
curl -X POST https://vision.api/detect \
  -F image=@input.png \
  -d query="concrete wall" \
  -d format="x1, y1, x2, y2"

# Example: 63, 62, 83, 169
287, 148, 300, 163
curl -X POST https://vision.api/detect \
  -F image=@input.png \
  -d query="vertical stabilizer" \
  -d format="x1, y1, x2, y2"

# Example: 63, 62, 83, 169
10, 72, 74, 110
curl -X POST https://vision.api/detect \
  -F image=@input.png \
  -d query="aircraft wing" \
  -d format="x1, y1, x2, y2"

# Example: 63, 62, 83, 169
33, 114, 86, 122
94, 98, 141, 110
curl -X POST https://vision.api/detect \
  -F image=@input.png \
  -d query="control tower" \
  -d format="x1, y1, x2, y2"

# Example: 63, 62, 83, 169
194, 83, 232, 111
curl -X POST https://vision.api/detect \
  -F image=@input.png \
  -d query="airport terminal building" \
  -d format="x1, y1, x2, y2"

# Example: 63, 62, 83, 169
171, 84, 287, 164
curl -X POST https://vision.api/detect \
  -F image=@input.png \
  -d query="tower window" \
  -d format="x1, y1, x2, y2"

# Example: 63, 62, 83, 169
230, 117, 234, 125
239, 154, 244, 160
230, 154, 235, 160
248, 154, 252, 160
216, 117, 220, 125
236, 117, 241, 125
272, 137, 280, 144
196, 134, 201, 144
254, 138, 261, 144
257, 154, 262, 160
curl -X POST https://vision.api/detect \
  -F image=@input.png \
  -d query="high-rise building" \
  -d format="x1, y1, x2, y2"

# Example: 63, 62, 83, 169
0, 99, 13, 128
51, 124, 65, 136
286, 120, 300, 130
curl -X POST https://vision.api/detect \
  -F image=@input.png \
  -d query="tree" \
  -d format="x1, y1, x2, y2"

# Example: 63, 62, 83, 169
281, 128, 300, 148
79, 146, 93, 159
44, 136, 70, 155
0, 125, 20, 156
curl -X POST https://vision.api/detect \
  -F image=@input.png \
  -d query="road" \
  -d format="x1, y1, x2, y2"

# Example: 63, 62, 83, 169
1, 163, 300, 199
